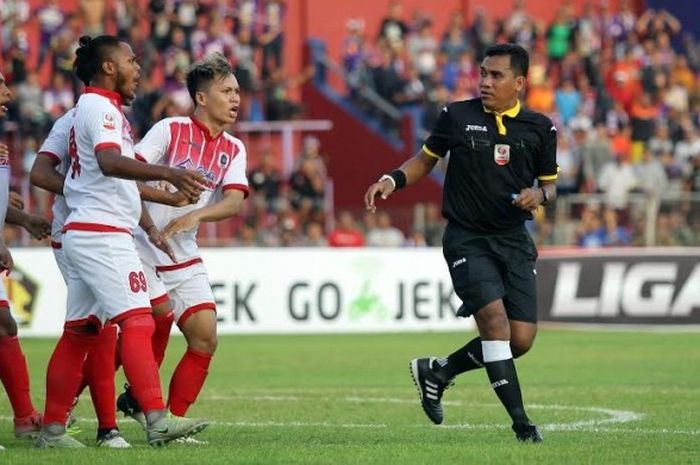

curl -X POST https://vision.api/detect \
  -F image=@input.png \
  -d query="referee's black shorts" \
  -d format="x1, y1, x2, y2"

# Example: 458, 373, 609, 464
442, 223, 538, 323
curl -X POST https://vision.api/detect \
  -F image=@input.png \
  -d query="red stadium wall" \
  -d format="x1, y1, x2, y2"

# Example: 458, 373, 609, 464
301, 83, 442, 210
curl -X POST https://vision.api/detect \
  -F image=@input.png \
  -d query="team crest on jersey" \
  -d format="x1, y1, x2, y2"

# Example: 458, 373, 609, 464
102, 112, 116, 130
218, 153, 229, 167
494, 144, 510, 165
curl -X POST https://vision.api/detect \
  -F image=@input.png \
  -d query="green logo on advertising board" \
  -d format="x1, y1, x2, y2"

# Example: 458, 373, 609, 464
349, 281, 388, 320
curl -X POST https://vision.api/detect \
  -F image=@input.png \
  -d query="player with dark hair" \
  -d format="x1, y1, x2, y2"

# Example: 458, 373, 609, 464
364, 43, 558, 443
116, 52, 249, 434
34, 35, 208, 448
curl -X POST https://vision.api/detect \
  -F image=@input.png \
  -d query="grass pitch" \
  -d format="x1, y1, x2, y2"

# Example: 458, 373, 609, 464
1, 329, 698, 464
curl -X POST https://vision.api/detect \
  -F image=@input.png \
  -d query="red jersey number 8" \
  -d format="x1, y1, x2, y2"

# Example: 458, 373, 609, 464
68, 126, 81, 178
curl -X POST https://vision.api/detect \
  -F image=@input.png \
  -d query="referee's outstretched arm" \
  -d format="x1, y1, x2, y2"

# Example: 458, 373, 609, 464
364, 149, 438, 212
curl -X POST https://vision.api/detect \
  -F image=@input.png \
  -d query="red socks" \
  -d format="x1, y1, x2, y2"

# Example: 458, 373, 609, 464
168, 348, 212, 416
0, 335, 36, 419
44, 329, 97, 425
83, 324, 118, 429
118, 314, 165, 412
152, 312, 174, 367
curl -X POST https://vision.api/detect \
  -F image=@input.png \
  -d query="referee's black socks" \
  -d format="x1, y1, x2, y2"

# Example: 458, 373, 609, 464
482, 340, 530, 425
433, 337, 484, 381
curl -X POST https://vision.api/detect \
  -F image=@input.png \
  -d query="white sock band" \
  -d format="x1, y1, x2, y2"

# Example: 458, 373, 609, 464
482, 340, 512, 363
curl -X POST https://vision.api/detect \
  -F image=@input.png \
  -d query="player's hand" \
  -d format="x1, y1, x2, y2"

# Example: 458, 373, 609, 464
0, 143, 8, 158
169, 190, 198, 207
168, 168, 205, 203
23, 214, 51, 240
161, 212, 200, 240
364, 179, 395, 213
0, 243, 14, 273
512, 187, 543, 211
9, 191, 24, 210
146, 226, 177, 263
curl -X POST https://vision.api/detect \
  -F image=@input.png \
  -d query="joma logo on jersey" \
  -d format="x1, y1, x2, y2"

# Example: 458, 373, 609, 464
465, 124, 488, 132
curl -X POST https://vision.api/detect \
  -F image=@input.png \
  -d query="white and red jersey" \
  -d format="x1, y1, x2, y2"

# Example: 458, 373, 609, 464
63, 87, 141, 234
37, 109, 74, 246
134, 115, 249, 266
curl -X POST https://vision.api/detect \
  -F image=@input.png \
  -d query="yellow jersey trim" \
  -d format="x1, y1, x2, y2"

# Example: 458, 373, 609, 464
483, 100, 521, 135
537, 174, 558, 181
422, 144, 442, 159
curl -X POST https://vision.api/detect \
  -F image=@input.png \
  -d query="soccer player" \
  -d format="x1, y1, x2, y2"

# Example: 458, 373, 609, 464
117, 52, 249, 425
34, 35, 208, 448
364, 44, 558, 442
0, 72, 44, 444
30, 106, 197, 447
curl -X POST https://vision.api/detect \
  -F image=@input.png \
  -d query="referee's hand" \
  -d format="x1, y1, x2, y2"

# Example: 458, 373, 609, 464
364, 179, 395, 213
512, 187, 543, 211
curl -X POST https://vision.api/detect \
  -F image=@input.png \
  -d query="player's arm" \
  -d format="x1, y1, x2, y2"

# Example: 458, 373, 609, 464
365, 104, 451, 212
30, 153, 64, 195
96, 147, 205, 202
0, 163, 12, 271
136, 182, 194, 207
138, 202, 176, 262
5, 207, 51, 240
364, 149, 439, 212
160, 189, 245, 239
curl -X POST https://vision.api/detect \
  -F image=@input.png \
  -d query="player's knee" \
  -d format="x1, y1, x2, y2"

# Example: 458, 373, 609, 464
510, 339, 533, 358
189, 333, 217, 354
475, 308, 510, 339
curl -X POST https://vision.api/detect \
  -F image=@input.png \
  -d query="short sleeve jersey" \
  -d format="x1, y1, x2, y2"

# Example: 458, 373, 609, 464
63, 87, 141, 232
134, 116, 249, 263
423, 98, 558, 232
37, 109, 74, 243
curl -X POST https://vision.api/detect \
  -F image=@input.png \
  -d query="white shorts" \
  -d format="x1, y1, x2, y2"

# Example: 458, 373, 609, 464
63, 231, 151, 327
53, 241, 100, 326
141, 258, 215, 327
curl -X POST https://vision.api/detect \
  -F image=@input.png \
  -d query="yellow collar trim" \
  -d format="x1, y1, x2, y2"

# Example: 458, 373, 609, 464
484, 100, 521, 135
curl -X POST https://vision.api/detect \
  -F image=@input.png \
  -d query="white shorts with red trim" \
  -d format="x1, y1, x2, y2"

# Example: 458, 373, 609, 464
63, 230, 151, 326
53, 242, 101, 325
141, 258, 215, 327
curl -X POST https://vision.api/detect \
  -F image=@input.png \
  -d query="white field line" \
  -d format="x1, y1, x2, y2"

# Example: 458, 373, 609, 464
202, 394, 700, 435
4, 395, 697, 436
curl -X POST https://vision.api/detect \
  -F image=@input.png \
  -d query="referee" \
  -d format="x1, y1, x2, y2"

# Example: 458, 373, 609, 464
364, 43, 557, 443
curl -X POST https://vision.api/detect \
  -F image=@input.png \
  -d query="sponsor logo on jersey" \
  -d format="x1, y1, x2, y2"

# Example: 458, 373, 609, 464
494, 144, 510, 165
465, 124, 488, 132
102, 112, 116, 130
0, 154, 8, 166
175, 158, 194, 170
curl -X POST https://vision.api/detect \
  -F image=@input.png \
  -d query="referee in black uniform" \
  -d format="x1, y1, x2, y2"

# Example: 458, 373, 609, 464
364, 43, 557, 443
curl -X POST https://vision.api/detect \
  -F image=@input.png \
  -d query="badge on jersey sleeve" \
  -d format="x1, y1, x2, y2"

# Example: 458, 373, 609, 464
102, 112, 116, 130
494, 144, 510, 165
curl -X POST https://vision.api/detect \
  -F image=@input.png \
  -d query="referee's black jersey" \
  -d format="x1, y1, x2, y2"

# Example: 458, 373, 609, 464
423, 98, 558, 232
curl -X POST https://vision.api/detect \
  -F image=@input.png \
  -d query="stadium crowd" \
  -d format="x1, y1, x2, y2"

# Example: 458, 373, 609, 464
2, 0, 700, 247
